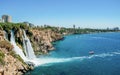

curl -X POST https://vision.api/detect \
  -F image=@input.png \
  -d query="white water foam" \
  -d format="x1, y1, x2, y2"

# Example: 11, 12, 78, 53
9, 30, 120, 67
10, 30, 37, 64
92, 36, 112, 40
91, 36, 117, 41
10, 30, 28, 61
31, 51, 120, 66
23, 30, 36, 59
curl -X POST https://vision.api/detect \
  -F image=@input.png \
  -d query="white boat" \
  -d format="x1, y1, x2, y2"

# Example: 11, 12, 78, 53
89, 51, 94, 55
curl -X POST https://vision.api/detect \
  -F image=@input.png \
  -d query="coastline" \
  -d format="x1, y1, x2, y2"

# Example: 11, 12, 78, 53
0, 23, 120, 75
24, 31, 120, 75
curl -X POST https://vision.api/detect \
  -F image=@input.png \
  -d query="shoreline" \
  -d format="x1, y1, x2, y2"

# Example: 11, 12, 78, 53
24, 32, 120, 73
24, 31, 120, 72
0, 23, 120, 75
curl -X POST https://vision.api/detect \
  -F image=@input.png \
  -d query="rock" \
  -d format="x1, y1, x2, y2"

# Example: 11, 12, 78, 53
0, 28, 64, 75
0, 30, 4, 41
31, 29, 63, 54
0, 66, 4, 75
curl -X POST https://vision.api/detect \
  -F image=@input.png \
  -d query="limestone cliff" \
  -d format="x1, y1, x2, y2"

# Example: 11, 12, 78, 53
29, 28, 63, 54
0, 26, 64, 75
0, 30, 31, 75
13, 28, 63, 55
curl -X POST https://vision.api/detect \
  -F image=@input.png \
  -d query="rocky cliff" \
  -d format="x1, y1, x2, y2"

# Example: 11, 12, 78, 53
0, 26, 63, 75
29, 28, 63, 54
14, 28, 63, 55
0, 30, 31, 75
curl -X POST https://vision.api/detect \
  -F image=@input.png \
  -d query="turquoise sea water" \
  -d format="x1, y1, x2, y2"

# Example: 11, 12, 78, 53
25, 32, 120, 75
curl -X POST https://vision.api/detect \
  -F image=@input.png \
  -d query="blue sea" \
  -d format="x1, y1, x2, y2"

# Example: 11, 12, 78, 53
25, 32, 120, 75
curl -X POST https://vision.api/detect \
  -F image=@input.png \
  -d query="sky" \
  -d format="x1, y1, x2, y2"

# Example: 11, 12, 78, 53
0, 0, 120, 28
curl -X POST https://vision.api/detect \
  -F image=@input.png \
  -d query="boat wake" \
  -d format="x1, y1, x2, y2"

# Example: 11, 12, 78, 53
9, 30, 120, 67
91, 36, 117, 41
33, 51, 120, 66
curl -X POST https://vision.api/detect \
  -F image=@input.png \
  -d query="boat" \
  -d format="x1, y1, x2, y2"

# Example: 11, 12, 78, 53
89, 51, 94, 55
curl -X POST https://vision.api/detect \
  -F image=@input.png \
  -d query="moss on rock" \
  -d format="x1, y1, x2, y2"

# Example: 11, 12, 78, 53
0, 50, 5, 65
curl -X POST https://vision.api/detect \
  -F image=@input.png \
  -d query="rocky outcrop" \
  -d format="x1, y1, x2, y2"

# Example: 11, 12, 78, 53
0, 27, 64, 75
30, 29, 63, 54
13, 28, 63, 55
0, 30, 4, 41
0, 50, 30, 75
0, 30, 31, 75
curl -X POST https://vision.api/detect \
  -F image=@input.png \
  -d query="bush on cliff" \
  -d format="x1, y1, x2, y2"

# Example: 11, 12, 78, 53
0, 50, 5, 65
0, 22, 32, 44
0, 23, 29, 33
0, 41, 13, 51
10, 50, 25, 64
26, 30, 33, 37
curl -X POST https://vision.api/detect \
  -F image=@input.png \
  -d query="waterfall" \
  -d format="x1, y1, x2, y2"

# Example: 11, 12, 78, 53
10, 30, 38, 66
23, 30, 36, 59
10, 30, 27, 61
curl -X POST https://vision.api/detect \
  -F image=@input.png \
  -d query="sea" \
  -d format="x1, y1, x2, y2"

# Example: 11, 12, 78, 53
25, 32, 120, 75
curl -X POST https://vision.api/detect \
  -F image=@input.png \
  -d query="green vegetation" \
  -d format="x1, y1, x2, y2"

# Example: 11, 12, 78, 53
0, 40, 25, 65
33, 25, 120, 35
26, 29, 33, 37
0, 23, 120, 56
10, 50, 25, 64
0, 22, 29, 32
0, 50, 5, 65
0, 22, 33, 45
0, 41, 13, 51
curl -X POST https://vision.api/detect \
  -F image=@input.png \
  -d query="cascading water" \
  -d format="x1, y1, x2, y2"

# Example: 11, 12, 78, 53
22, 36, 27, 56
10, 30, 27, 61
9, 30, 120, 67
23, 30, 36, 59
9, 30, 38, 66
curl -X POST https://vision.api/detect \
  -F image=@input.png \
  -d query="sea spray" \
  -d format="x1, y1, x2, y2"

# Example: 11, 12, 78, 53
10, 31, 120, 66
10, 30, 39, 66
9, 30, 120, 67
31, 51, 120, 66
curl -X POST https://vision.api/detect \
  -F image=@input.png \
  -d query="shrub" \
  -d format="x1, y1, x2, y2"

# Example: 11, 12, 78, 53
10, 50, 25, 64
0, 41, 13, 51
26, 30, 33, 37
0, 50, 5, 65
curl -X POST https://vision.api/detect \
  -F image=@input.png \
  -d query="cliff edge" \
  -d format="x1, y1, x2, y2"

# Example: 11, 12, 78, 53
0, 30, 31, 75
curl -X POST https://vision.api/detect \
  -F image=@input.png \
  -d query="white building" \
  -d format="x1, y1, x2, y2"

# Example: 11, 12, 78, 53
2, 15, 12, 23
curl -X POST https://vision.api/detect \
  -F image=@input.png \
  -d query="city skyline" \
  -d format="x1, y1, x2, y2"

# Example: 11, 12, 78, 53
0, 0, 120, 28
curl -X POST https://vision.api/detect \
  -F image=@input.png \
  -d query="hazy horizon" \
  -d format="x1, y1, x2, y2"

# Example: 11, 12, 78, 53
0, 0, 120, 28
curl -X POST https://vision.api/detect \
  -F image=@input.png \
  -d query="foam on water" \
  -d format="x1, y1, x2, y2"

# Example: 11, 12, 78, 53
9, 30, 120, 67
32, 51, 120, 66
91, 36, 118, 41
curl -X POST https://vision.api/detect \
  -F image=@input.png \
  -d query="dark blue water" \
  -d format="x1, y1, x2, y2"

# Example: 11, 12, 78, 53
25, 32, 120, 75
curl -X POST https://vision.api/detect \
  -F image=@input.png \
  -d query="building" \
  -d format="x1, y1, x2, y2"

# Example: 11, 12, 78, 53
2, 15, 12, 23
113, 27, 119, 31
23, 22, 34, 27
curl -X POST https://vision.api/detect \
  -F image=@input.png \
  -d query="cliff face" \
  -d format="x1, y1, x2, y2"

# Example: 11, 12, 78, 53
0, 30, 30, 75
0, 27, 63, 75
30, 29, 63, 54
13, 28, 63, 55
